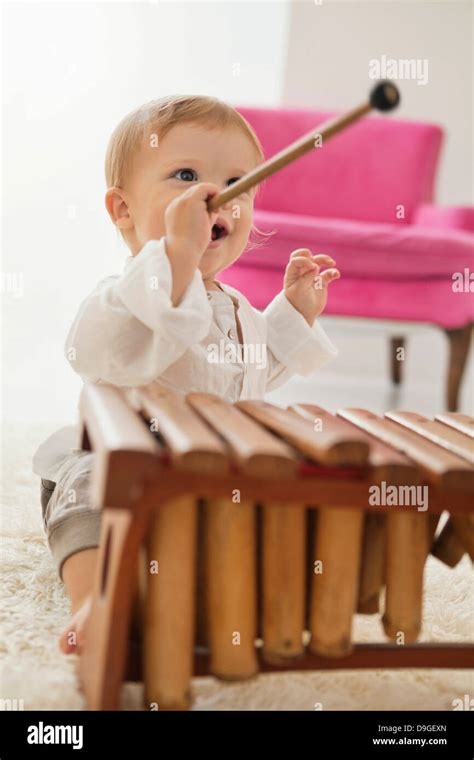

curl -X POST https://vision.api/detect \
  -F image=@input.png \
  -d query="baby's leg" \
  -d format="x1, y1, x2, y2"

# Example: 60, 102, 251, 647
60, 548, 98, 653
62, 547, 98, 612
40, 451, 101, 653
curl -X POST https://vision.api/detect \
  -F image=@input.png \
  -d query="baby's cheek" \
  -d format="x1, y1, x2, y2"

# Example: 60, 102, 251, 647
233, 223, 251, 254
236, 206, 253, 238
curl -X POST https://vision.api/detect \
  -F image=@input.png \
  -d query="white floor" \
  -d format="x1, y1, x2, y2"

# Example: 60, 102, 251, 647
267, 317, 473, 416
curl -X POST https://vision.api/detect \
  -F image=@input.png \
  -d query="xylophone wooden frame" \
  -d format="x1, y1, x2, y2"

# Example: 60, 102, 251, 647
76, 381, 474, 711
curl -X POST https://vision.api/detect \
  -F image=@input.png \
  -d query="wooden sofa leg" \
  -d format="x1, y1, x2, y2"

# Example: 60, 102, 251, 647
445, 325, 472, 412
390, 337, 405, 385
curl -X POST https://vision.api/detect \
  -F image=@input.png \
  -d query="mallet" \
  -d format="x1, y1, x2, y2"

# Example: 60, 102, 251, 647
207, 81, 400, 211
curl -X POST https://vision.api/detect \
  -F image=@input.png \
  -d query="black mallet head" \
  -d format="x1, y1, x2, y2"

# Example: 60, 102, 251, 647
370, 81, 400, 112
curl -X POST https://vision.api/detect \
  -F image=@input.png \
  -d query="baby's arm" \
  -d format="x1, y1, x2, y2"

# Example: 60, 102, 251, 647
64, 239, 212, 386
263, 289, 338, 393
262, 248, 339, 393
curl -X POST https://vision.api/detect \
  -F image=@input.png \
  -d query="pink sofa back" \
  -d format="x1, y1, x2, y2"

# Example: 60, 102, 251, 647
237, 107, 443, 225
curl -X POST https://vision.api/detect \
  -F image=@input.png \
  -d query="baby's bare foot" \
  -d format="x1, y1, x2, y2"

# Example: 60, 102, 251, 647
59, 596, 92, 655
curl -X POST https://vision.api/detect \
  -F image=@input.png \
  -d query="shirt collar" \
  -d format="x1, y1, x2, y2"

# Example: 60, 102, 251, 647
210, 280, 240, 310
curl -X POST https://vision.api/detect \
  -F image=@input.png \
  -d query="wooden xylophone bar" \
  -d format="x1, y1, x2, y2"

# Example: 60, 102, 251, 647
77, 382, 474, 710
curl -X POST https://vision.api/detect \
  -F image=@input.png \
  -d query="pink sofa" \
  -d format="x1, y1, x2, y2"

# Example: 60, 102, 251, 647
220, 107, 473, 410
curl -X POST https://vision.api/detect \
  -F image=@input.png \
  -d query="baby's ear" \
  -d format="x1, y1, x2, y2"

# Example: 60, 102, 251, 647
105, 187, 133, 230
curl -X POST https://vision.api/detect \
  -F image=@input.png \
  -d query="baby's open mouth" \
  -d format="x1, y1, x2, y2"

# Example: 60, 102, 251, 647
211, 223, 228, 241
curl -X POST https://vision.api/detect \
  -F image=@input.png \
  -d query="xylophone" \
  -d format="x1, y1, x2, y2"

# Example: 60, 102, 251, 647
78, 382, 474, 710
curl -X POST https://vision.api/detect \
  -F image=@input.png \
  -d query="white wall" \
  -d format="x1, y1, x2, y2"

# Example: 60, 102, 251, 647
283, 0, 473, 205
2, 0, 291, 423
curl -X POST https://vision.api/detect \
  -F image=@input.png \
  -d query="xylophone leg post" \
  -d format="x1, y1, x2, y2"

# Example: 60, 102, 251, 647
305, 508, 317, 629
261, 503, 306, 663
383, 512, 428, 643
144, 495, 198, 711
128, 547, 147, 676
205, 497, 258, 680
357, 514, 386, 614
195, 499, 209, 648
310, 507, 364, 657
451, 515, 474, 561
427, 513, 440, 549
432, 516, 467, 567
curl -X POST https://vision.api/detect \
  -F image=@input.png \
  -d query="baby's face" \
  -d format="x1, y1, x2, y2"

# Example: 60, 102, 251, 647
119, 122, 260, 280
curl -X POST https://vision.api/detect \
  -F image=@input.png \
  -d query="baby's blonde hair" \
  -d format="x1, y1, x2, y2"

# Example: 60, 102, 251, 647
105, 94, 265, 189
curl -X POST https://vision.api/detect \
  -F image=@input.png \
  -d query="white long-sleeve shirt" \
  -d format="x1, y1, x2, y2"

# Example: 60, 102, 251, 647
32, 238, 338, 481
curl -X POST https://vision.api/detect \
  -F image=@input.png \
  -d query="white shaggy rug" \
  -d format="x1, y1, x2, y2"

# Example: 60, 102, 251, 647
1, 420, 473, 711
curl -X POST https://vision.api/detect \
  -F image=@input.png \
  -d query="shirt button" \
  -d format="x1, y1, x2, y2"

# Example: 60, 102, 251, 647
227, 328, 235, 340
207, 293, 212, 300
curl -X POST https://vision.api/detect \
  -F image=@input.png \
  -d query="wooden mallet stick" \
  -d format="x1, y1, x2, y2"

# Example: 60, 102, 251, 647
208, 81, 400, 211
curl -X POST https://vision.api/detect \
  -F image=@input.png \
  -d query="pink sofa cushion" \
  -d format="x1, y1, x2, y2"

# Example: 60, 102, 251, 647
238, 107, 443, 225
244, 210, 474, 279
413, 204, 474, 233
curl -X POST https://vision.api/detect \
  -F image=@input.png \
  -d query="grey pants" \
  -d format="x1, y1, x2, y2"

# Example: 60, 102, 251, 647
40, 450, 102, 580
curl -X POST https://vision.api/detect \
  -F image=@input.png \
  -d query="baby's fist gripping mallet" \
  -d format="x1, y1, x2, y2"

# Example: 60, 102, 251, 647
207, 81, 400, 211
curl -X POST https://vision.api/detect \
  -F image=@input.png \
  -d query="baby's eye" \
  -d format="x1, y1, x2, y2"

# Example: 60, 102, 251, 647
226, 177, 241, 187
174, 168, 198, 182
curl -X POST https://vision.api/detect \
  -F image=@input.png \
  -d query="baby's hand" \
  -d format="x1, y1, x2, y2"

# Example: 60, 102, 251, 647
283, 249, 340, 326
165, 182, 220, 262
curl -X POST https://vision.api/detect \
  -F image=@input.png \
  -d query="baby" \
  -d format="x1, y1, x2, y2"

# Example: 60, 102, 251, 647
32, 95, 340, 655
